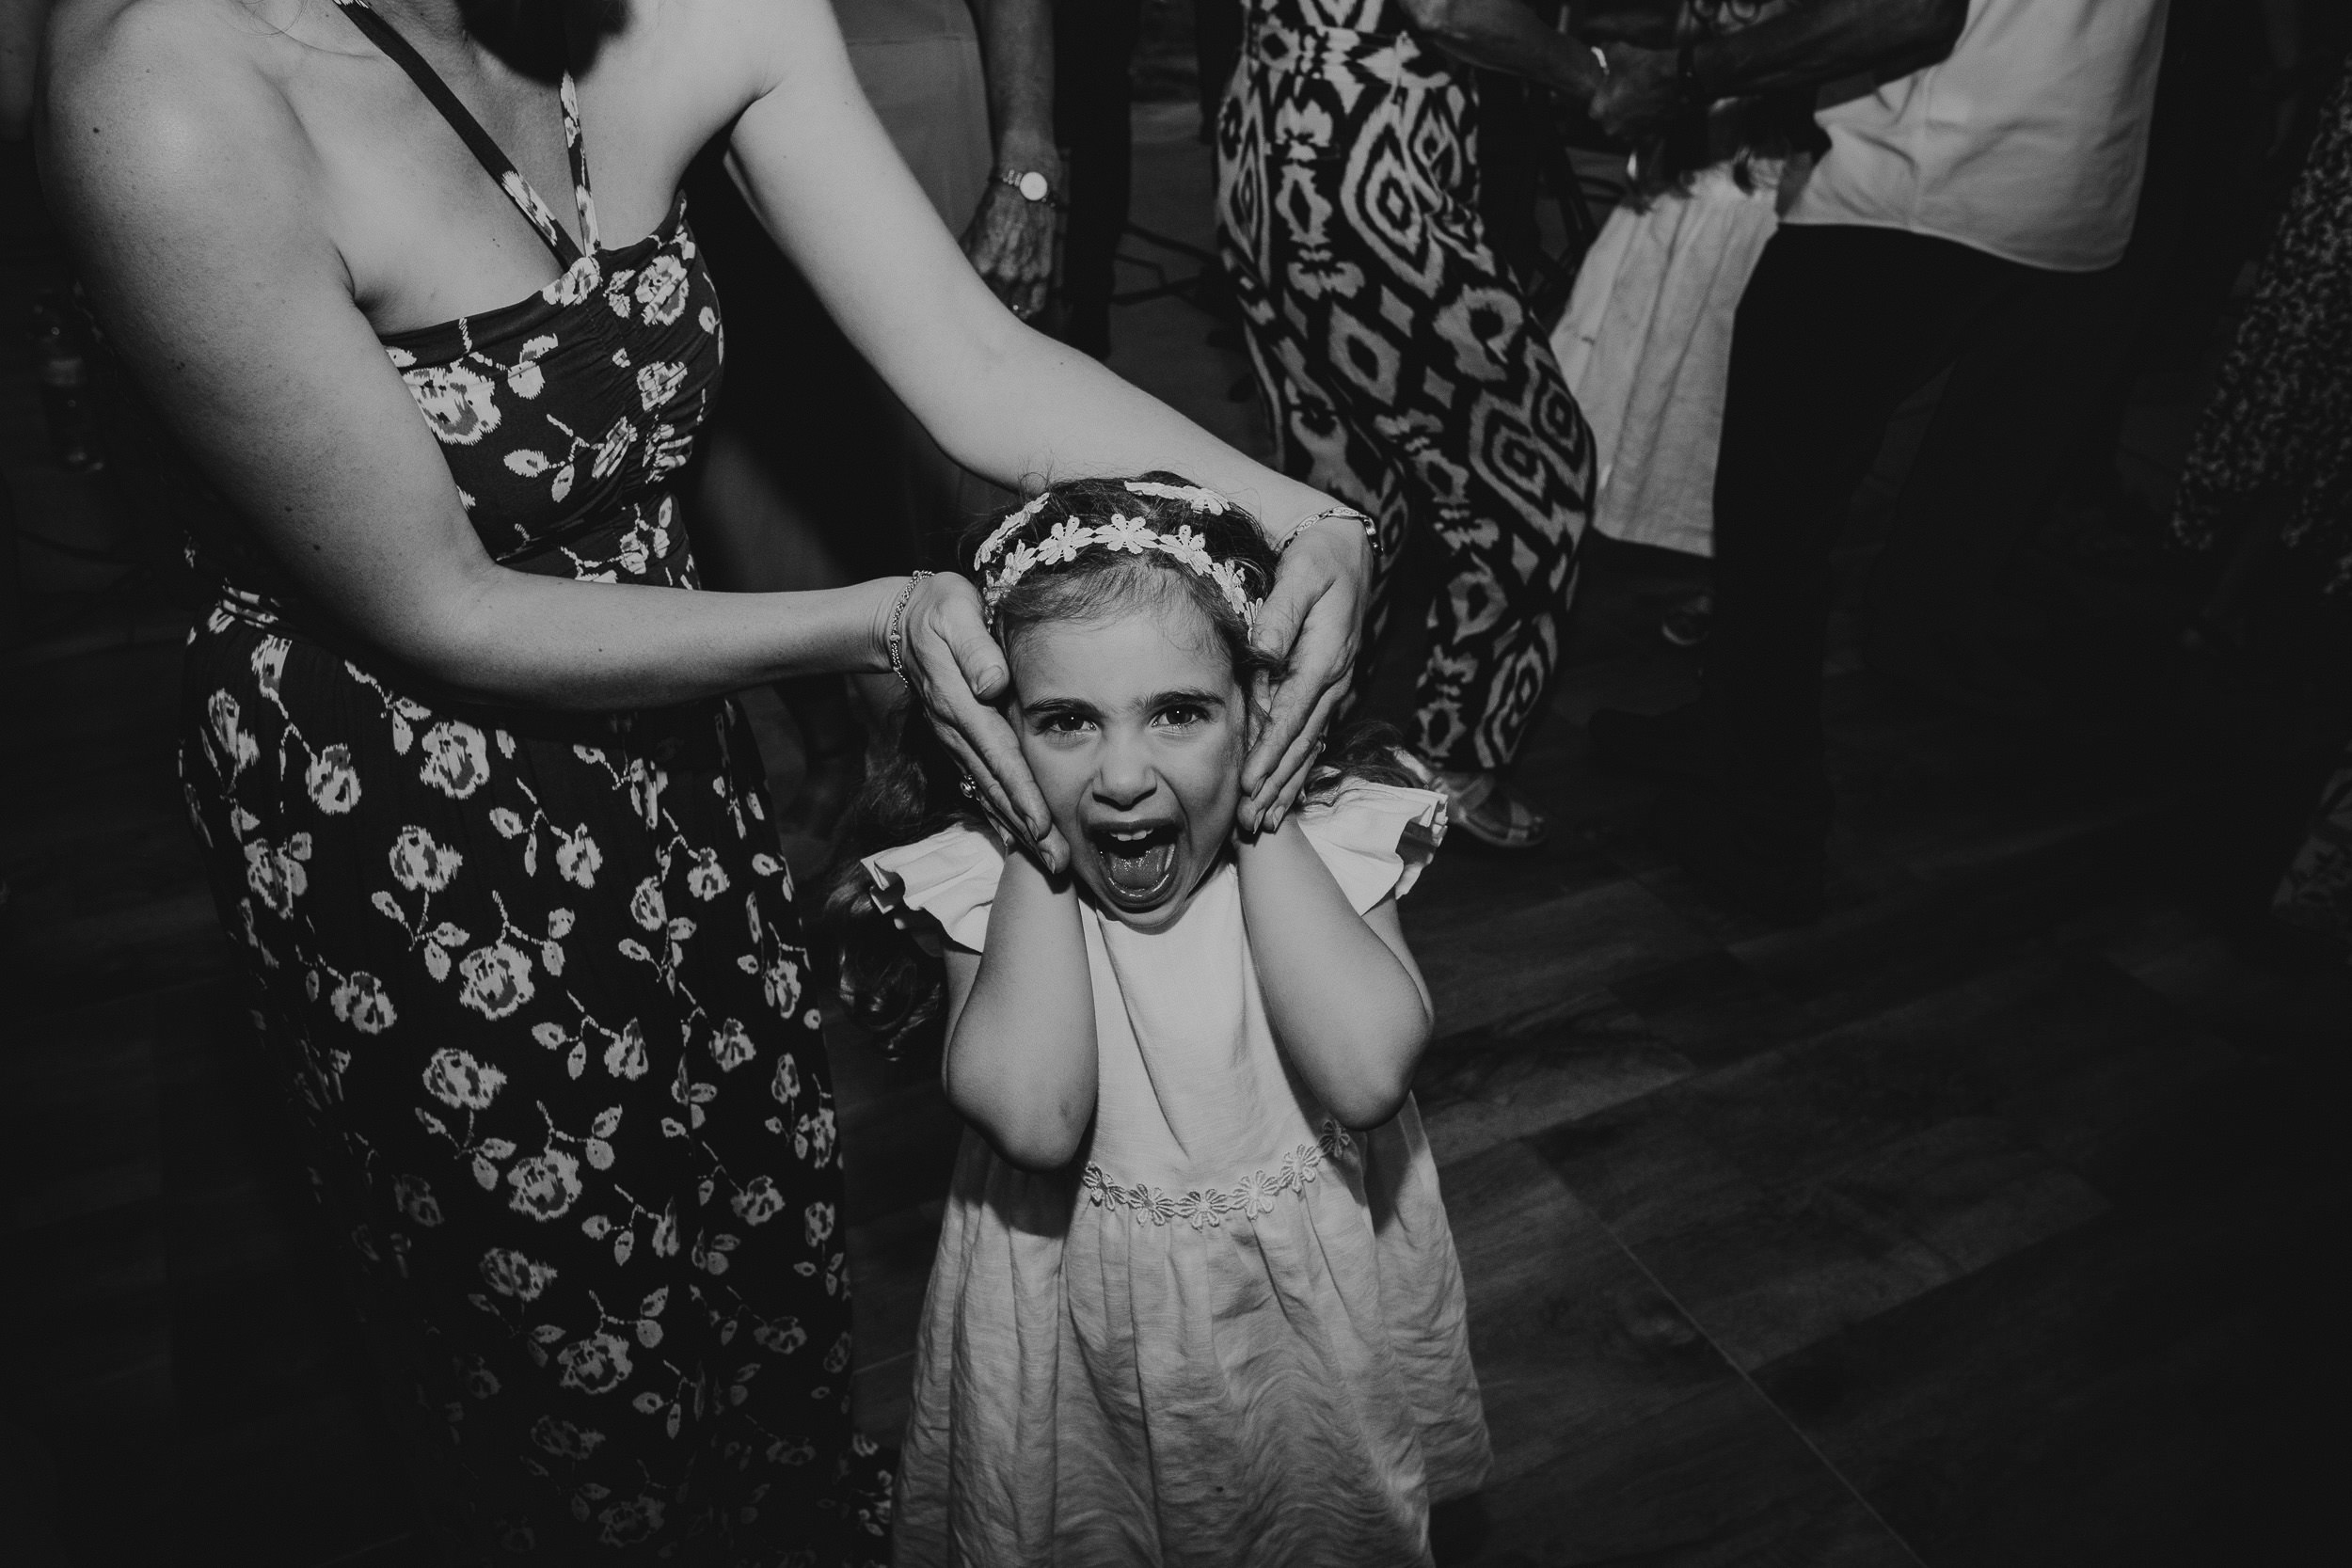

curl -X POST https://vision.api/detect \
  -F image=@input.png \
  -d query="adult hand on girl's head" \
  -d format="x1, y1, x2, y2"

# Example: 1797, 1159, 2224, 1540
1244, 507, 1375, 832
894, 573, 1070, 874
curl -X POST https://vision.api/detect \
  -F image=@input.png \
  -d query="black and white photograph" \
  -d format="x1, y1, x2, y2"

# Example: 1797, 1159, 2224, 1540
1, 0, 2344, 1562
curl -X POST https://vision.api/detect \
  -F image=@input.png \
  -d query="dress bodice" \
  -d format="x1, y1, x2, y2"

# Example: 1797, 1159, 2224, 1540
376, 200, 721, 591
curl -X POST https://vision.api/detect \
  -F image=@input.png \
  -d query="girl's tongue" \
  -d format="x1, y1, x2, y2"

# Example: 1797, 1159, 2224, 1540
1096, 826, 1179, 900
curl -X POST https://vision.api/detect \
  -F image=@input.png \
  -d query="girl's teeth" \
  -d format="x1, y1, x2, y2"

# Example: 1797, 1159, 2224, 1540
1099, 832, 1176, 897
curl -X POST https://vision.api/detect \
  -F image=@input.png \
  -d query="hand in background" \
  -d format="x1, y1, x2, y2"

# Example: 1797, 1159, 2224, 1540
1593, 43, 1683, 139
963, 165, 1060, 322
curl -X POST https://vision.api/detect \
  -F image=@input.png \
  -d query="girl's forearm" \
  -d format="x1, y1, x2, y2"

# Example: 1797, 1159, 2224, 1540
392, 565, 902, 710
945, 851, 1098, 1169
1235, 822, 1433, 1128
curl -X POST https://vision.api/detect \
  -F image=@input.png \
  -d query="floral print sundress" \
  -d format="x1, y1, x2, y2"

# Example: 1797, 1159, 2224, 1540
172, 4, 890, 1560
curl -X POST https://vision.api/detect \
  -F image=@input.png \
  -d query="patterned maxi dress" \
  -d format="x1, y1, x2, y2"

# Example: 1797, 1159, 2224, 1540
1216, 0, 1597, 771
171, 4, 890, 1560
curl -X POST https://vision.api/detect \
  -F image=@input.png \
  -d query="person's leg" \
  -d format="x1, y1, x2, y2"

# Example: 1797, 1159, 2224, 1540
1687, 225, 2020, 904
1226, 69, 1590, 840
1865, 0, 2243, 710
1398, 237, 1593, 779
1216, 55, 1416, 710
1862, 263, 2116, 693
1053, 0, 1144, 357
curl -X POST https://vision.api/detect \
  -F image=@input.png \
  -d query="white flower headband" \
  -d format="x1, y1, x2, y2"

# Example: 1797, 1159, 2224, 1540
974, 482, 1260, 626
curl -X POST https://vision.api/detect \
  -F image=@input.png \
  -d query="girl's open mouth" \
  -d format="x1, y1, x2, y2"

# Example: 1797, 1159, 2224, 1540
1090, 823, 1181, 903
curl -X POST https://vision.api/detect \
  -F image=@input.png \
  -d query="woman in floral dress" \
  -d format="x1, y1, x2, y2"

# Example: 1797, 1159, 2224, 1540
42, 0, 1377, 1560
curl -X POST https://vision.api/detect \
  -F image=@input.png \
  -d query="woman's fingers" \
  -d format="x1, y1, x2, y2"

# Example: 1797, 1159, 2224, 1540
938, 719, 1071, 874
908, 578, 1064, 871
1250, 679, 1348, 832
930, 715, 1064, 867
1244, 514, 1369, 816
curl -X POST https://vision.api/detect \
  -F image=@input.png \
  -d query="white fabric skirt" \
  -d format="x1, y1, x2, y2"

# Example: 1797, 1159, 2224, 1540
1549, 163, 1785, 560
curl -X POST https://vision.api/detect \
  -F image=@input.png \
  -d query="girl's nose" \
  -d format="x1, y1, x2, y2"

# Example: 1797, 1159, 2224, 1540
1091, 736, 1158, 811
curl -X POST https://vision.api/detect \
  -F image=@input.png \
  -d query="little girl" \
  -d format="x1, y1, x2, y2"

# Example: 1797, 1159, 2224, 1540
834, 476, 1489, 1566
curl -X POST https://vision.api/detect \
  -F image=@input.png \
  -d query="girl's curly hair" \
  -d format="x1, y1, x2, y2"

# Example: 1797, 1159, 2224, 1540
814, 472, 1406, 1063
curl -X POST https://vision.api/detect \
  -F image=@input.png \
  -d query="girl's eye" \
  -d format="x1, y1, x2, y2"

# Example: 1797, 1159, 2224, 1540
1041, 712, 1093, 736
1155, 704, 1209, 729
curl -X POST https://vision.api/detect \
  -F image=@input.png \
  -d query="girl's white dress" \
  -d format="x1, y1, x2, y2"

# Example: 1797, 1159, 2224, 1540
863, 784, 1489, 1567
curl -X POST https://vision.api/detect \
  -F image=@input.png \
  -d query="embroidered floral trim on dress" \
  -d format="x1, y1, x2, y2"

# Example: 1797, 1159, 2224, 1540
1083, 1119, 1359, 1229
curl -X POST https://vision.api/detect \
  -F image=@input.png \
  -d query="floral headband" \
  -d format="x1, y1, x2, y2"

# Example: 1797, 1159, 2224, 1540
973, 480, 1262, 626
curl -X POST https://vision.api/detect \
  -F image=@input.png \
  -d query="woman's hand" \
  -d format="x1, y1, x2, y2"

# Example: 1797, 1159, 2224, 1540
1244, 509, 1376, 832
890, 573, 1068, 872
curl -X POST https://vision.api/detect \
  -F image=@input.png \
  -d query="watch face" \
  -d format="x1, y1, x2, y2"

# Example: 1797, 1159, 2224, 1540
1017, 170, 1049, 203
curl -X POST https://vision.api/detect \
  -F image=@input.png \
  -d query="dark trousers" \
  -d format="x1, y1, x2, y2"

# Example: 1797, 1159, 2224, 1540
1864, 257, 2150, 643
1705, 224, 2041, 845
1869, 0, 2265, 633
1053, 0, 1143, 356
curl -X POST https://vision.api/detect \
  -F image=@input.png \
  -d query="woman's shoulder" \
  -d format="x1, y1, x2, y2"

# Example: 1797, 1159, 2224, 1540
48, 0, 288, 119
43, 0, 329, 231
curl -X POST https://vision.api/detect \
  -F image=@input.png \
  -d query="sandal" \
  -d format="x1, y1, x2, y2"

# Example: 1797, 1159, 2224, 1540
1396, 751, 1550, 851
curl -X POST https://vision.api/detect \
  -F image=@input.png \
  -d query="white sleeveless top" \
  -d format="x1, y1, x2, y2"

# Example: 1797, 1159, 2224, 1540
865, 784, 1489, 1567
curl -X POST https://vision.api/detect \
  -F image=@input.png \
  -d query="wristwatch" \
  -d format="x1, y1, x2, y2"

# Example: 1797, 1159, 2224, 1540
999, 168, 1054, 204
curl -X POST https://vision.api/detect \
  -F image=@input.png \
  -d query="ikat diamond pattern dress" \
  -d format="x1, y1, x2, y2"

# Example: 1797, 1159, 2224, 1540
170, 4, 890, 1560
1216, 0, 1597, 770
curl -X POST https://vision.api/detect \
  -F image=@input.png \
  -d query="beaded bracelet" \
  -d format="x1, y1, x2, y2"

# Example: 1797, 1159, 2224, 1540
1277, 505, 1381, 559
886, 571, 931, 689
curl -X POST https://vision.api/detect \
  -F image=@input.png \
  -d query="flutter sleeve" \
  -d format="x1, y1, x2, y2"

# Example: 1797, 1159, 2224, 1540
1294, 782, 1449, 914
860, 825, 1007, 953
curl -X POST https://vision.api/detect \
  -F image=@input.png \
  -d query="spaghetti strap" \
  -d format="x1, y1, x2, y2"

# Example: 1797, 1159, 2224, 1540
330, 0, 596, 263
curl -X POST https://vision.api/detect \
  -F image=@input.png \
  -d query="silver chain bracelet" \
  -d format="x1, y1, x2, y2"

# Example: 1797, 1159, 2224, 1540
886, 571, 932, 689
1278, 505, 1381, 558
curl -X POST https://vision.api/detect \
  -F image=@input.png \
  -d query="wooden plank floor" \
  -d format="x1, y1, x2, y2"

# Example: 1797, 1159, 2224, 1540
7, 106, 2349, 1568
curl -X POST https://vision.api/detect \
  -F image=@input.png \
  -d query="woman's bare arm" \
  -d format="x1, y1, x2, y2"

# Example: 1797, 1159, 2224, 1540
40, 4, 917, 710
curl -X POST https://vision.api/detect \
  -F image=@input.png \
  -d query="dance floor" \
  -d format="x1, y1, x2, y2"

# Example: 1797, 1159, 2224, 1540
4, 106, 2345, 1568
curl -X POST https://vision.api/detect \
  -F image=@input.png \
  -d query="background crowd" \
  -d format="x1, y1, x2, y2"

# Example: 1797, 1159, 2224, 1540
656, 0, 2352, 944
